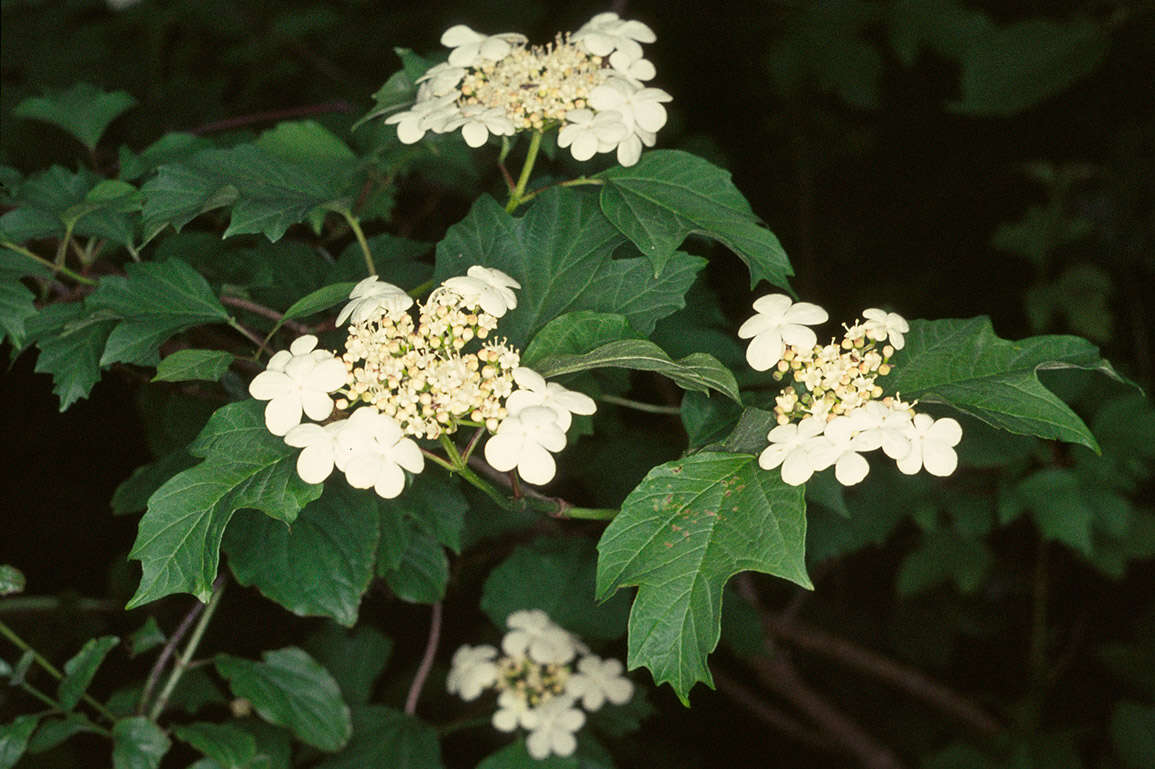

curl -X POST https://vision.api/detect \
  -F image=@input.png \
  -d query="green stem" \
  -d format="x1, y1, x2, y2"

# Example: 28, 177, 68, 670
0, 596, 119, 614
1, 241, 96, 285
600, 394, 683, 415
518, 176, 604, 207
54, 222, 75, 271
505, 131, 543, 213
0, 620, 118, 724
149, 581, 225, 721
408, 278, 434, 299
457, 462, 517, 511
343, 211, 376, 276
559, 506, 619, 521
228, 317, 271, 358
420, 448, 458, 473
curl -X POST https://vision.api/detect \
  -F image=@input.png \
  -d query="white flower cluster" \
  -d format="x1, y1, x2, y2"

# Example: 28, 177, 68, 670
448, 610, 633, 760
385, 13, 671, 166
739, 294, 963, 487
247, 268, 596, 497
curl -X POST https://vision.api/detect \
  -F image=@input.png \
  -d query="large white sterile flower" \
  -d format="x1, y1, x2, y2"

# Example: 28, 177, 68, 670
525, 696, 585, 760
449, 105, 516, 148
283, 421, 353, 484
446, 644, 499, 701
738, 294, 829, 371
852, 401, 913, 461
807, 415, 872, 486
249, 335, 347, 436
492, 689, 539, 733
861, 308, 910, 350
336, 276, 413, 326
897, 414, 962, 476
573, 12, 656, 60
416, 62, 467, 97
506, 368, 596, 431
339, 408, 424, 498
759, 416, 827, 486
441, 25, 526, 67
442, 265, 520, 317
502, 610, 578, 665
558, 109, 629, 162
484, 407, 567, 485
384, 93, 461, 144
588, 79, 672, 135
609, 50, 657, 83
566, 656, 633, 712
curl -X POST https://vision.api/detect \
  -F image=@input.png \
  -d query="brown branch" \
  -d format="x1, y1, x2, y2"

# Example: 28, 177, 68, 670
712, 668, 835, 754
736, 575, 1003, 737
220, 295, 312, 334
137, 594, 207, 715
189, 102, 353, 135
405, 602, 443, 716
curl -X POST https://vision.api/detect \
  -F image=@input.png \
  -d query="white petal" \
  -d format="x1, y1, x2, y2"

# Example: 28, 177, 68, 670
928, 417, 963, 446
779, 324, 818, 350
484, 433, 521, 472
922, 443, 958, 477
373, 462, 406, 499
780, 451, 815, 486
834, 452, 870, 485
396, 119, 426, 145
249, 370, 291, 401
518, 445, 557, 485
745, 332, 785, 371
571, 132, 598, 161
300, 389, 335, 422
440, 24, 481, 47
265, 397, 303, 436
615, 135, 642, 166
393, 438, 425, 474
296, 444, 335, 484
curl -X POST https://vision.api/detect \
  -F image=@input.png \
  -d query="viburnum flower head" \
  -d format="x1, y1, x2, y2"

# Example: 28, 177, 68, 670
447, 644, 499, 701
567, 655, 634, 711
738, 294, 829, 371
897, 413, 963, 477
335, 276, 413, 325
484, 406, 568, 485
861, 307, 910, 350
248, 335, 347, 435
526, 696, 586, 760
502, 609, 580, 665
440, 24, 527, 67
441, 265, 520, 317
505, 367, 597, 431
337, 408, 425, 499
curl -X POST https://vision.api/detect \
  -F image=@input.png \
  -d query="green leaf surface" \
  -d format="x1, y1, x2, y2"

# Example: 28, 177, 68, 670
13, 83, 136, 150
303, 624, 393, 706
1014, 468, 1094, 555
111, 451, 198, 516
0, 280, 37, 348
277, 282, 356, 329
26, 713, 102, 754
378, 473, 467, 553
127, 400, 323, 608
118, 133, 216, 182
87, 258, 231, 366
953, 19, 1109, 116
223, 484, 380, 627
596, 452, 809, 702
27, 303, 118, 410
435, 189, 704, 348
599, 150, 792, 289
313, 705, 442, 769
153, 349, 234, 382
215, 647, 351, 752
482, 537, 631, 641
382, 529, 448, 604
475, 737, 578, 769
58, 635, 119, 710
141, 145, 347, 242
255, 121, 356, 186
112, 717, 171, 769
887, 317, 1120, 451
0, 565, 25, 596
0, 715, 39, 769
896, 531, 993, 596
127, 617, 166, 658
1111, 700, 1155, 769
173, 722, 257, 769
0, 165, 94, 242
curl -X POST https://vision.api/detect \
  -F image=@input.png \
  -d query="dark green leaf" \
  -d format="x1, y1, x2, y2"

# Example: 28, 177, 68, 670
888, 317, 1123, 451
112, 717, 170, 769
255, 121, 356, 189
523, 311, 641, 364
953, 19, 1109, 116
482, 537, 631, 641
173, 722, 257, 769
0, 165, 94, 241
475, 737, 577, 769
0, 280, 37, 348
223, 484, 380, 627
153, 349, 234, 382
127, 617, 166, 658
312, 705, 442, 769
382, 529, 448, 604
127, 400, 323, 608
1111, 701, 1155, 769
379, 472, 467, 553
1015, 469, 1094, 555
0, 715, 39, 769
111, 450, 198, 516
887, 0, 993, 65
896, 531, 993, 596
215, 647, 351, 752
303, 624, 393, 706
597, 452, 809, 702
435, 189, 704, 348
680, 391, 743, 449
87, 258, 231, 367
28, 303, 118, 410
58, 635, 119, 710
119, 133, 216, 182
26, 713, 102, 754
0, 565, 25, 596
276, 282, 356, 330
599, 150, 792, 288
13, 83, 136, 150
353, 48, 436, 129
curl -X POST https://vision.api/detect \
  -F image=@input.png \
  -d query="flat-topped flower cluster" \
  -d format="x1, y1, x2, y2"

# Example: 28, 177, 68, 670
247, 267, 595, 497
739, 294, 963, 486
386, 13, 671, 166
448, 610, 633, 760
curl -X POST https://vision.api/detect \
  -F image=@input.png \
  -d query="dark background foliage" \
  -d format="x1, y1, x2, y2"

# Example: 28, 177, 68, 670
2, 0, 1154, 767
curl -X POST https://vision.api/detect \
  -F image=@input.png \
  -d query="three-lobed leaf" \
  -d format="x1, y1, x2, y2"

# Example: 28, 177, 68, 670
599, 150, 792, 289
13, 83, 136, 150
597, 452, 809, 703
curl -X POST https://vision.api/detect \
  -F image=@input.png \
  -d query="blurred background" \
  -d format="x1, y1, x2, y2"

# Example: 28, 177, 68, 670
2, 1, 1154, 767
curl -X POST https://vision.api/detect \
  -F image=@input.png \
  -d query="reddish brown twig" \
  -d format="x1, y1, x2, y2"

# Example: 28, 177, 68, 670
712, 668, 834, 754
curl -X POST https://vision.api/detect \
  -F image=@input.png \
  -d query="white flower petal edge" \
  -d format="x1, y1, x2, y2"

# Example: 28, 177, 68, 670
336, 276, 413, 326
738, 293, 829, 371
446, 644, 499, 701
248, 335, 347, 436
484, 406, 566, 485
897, 414, 963, 477
525, 696, 585, 760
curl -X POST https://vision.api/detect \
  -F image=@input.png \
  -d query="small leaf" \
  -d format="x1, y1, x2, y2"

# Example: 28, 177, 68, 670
173, 722, 257, 769
312, 705, 443, 769
599, 150, 792, 288
1015, 468, 1094, 555
0, 280, 37, 349
0, 565, 25, 596
482, 537, 631, 641
271, 281, 356, 335
26, 713, 102, 754
58, 635, 119, 710
118, 132, 215, 182
382, 529, 448, 604
127, 617, 166, 658
27, 303, 118, 410
522, 311, 640, 364
153, 349, 234, 382
127, 401, 323, 608
111, 717, 170, 769
13, 83, 136, 150
888, 317, 1125, 452
0, 714, 39, 769
223, 484, 380, 627
597, 452, 809, 703
214, 647, 351, 752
